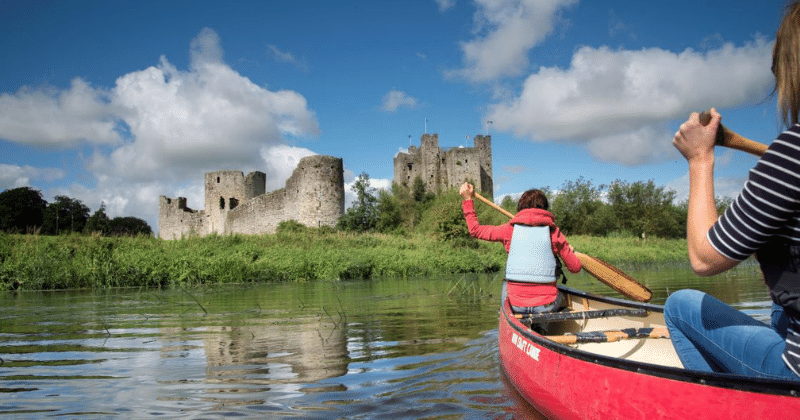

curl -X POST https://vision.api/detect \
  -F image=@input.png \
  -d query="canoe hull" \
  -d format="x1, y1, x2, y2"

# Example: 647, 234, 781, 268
499, 286, 800, 420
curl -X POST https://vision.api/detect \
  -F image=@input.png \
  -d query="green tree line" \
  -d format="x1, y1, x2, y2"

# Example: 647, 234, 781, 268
0, 186, 152, 236
338, 173, 733, 240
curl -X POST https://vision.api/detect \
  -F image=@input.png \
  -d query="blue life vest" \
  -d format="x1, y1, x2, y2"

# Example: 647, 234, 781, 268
505, 225, 557, 283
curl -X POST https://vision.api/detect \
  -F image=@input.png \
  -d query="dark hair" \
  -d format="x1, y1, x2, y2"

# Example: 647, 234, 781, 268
517, 189, 548, 212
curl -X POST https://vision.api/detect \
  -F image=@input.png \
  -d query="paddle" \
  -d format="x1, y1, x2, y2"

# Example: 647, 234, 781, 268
545, 327, 670, 345
471, 192, 653, 302
698, 110, 768, 157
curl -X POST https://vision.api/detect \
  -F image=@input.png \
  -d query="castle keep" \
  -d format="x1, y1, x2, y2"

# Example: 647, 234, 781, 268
394, 134, 493, 199
159, 155, 344, 240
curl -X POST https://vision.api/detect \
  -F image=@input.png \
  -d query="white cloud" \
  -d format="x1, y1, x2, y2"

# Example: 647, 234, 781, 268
268, 44, 310, 71
486, 38, 774, 165
0, 164, 65, 190
446, 0, 578, 82
0, 79, 120, 147
0, 28, 322, 233
259, 144, 318, 191
381, 89, 418, 113
435, 0, 456, 12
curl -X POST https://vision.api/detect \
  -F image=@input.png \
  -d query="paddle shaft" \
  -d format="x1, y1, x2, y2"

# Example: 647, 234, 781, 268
473, 192, 513, 218
698, 111, 768, 157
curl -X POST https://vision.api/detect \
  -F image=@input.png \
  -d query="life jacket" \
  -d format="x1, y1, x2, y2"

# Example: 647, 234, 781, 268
505, 225, 558, 283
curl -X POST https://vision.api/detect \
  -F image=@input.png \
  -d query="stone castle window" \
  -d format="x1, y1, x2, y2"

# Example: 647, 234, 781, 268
219, 197, 225, 209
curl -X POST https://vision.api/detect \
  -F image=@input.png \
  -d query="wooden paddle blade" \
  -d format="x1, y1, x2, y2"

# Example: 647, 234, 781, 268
575, 252, 652, 302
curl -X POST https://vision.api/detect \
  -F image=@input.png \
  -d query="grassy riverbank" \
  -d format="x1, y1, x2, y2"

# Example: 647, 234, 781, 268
0, 230, 689, 291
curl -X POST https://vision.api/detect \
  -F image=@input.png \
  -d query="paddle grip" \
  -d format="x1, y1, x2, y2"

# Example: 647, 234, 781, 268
697, 110, 769, 157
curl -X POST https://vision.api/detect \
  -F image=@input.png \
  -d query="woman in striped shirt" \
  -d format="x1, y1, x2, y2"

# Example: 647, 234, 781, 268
664, 1, 800, 380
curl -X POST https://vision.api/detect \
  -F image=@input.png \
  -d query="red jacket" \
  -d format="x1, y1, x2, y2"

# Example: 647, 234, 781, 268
462, 199, 581, 307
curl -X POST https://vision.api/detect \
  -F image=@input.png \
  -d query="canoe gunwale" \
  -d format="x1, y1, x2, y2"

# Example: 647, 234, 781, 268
502, 285, 800, 398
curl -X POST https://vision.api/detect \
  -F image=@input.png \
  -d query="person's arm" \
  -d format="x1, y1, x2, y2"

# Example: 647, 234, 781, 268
672, 109, 739, 276
551, 228, 582, 273
460, 182, 510, 244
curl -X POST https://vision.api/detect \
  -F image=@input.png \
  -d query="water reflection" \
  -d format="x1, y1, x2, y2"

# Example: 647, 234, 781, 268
0, 265, 773, 418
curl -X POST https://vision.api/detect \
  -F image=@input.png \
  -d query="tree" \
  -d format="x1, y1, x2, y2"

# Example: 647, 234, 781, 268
337, 172, 379, 232
376, 189, 402, 233
84, 203, 111, 235
107, 217, 152, 236
0, 187, 47, 233
42, 195, 90, 235
550, 177, 605, 236
606, 179, 682, 238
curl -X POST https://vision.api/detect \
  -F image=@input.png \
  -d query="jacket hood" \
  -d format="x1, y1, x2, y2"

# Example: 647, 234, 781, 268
509, 208, 555, 227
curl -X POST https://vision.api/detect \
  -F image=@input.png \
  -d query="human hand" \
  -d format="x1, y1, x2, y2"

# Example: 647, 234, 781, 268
673, 108, 720, 164
459, 182, 474, 200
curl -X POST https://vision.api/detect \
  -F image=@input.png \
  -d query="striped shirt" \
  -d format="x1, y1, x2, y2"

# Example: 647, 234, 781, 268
708, 124, 800, 260
708, 124, 800, 378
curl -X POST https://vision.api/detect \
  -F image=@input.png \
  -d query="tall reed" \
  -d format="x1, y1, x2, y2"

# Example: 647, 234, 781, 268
0, 230, 687, 291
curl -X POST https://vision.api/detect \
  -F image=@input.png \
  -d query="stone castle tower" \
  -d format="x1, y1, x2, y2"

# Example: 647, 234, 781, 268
393, 134, 493, 199
159, 155, 344, 240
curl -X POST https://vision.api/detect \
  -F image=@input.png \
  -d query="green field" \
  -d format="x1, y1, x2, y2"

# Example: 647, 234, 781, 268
0, 230, 689, 290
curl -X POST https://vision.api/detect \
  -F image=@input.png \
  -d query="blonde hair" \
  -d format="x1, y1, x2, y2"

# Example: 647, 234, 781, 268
774, 1, 800, 126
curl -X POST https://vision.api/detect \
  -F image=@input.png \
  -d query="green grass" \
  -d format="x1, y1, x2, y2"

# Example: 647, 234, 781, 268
0, 230, 688, 290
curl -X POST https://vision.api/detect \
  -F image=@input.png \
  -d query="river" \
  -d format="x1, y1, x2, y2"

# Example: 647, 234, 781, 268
0, 263, 771, 418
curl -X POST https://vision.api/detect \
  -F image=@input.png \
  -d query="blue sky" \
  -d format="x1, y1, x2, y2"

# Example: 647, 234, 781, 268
0, 0, 788, 233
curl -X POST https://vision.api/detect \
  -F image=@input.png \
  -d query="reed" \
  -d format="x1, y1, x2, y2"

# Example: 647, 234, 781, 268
0, 230, 687, 291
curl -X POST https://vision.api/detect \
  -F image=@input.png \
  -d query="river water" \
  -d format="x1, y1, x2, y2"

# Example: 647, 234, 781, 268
0, 263, 771, 419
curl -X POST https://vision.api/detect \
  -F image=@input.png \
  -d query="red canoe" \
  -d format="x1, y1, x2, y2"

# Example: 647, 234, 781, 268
499, 286, 800, 420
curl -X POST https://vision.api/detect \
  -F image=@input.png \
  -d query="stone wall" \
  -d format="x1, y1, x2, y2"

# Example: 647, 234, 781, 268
393, 134, 493, 199
158, 196, 205, 240
158, 155, 344, 239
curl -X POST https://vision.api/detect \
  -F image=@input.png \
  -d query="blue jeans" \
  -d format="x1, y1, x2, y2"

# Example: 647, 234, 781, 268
664, 289, 798, 380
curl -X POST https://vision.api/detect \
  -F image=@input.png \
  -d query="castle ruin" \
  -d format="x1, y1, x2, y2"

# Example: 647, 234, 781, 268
159, 155, 344, 240
393, 134, 493, 199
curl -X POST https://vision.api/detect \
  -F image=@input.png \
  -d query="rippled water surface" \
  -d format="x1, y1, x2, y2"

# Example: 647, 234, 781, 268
0, 265, 770, 418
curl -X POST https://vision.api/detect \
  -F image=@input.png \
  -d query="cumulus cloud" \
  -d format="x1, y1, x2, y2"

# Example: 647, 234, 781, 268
486, 38, 774, 165
0, 28, 322, 231
446, 0, 578, 82
259, 144, 318, 191
0, 79, 120, 147
381, 89, 418, 113
0, 164, 64, 190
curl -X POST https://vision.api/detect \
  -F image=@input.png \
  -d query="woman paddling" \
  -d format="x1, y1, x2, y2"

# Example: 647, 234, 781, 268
459, 182, 581, 322
666, 1, 800, 380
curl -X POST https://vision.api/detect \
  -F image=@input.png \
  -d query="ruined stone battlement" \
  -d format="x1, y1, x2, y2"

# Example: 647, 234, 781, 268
158, 155, 344, 240
393, 134, 493, 199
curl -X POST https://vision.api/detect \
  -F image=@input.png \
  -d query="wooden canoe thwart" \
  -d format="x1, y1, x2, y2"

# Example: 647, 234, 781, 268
499, 285, 800, 420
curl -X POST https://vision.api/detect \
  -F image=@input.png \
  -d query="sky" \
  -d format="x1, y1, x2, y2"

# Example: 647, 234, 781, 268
0, 0, 790, 234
